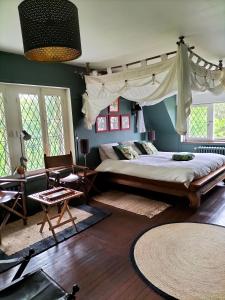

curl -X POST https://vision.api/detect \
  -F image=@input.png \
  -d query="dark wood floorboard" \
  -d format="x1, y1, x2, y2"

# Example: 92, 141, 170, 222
1, 184, 225, 299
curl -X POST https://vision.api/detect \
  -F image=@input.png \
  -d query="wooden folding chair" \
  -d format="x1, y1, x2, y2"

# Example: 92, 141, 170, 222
0, 249, 79, 299
44, 151, 89, 198
0, 178, 27, 244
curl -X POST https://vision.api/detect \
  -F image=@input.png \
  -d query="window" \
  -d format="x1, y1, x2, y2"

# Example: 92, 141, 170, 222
0, 92, 11, 176
186, 102, 225, 142
0, 83, 74, 176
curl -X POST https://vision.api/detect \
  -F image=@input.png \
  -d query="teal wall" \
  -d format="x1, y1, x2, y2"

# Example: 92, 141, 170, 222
1, 50, 223, 168
2, 51, 224, 214
0, 51, 143, 214
0, 51, 142, 170
143, 95, 225, 152
78, 98, 143, 168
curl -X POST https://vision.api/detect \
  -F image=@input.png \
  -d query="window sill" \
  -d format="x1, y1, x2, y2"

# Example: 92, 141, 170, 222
0, 172, 46, 183
182, 141, 225, 145
26, 173, 46, 182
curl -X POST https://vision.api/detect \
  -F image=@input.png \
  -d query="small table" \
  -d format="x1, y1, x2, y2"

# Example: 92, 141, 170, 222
78, 169, 99, 199
29, 187, 83, 242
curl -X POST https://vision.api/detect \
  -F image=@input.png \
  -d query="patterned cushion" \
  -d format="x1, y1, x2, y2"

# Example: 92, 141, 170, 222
134, 141, 158, 155
120, 141, 142, 155
113, 145, 139, 160
172, 152, 195, 161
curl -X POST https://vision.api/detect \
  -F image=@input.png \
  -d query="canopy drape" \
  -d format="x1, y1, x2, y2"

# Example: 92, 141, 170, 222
82, 43, 225, 135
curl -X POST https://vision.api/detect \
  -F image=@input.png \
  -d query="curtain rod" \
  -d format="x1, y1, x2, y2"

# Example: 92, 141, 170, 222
177, 36, 222, 70
83, 36, 223, 74
110, 46, 195, 70
188, 48, 222, 70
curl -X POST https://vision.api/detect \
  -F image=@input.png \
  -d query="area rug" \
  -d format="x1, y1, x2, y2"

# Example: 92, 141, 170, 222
93, 190, 170, 219
131, 222, 225, 299
0, 204, 110, 273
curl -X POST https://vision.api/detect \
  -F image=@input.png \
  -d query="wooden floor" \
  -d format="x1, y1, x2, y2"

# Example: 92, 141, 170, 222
1, 184, 225, 300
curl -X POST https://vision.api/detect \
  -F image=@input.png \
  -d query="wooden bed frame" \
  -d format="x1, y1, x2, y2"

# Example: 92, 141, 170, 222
99, 165, 225, 208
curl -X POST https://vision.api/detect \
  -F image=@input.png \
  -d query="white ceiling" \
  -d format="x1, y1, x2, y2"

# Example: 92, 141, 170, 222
0, 0, 225, 69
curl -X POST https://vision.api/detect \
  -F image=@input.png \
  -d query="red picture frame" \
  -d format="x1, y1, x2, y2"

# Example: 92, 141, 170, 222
121, 114, 130, 130
95, 115, 108, 133
109, 98, 120, 113
109, 115, 120, 131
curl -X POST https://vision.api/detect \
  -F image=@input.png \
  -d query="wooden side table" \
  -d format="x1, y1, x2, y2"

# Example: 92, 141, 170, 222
29, 187, 83, 243
82, 170, 99, 196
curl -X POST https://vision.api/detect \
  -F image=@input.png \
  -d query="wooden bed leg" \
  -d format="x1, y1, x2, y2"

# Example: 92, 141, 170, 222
188, 192, 201, 209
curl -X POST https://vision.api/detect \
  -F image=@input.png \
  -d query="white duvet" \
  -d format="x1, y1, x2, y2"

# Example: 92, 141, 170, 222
95, 152, 225, 187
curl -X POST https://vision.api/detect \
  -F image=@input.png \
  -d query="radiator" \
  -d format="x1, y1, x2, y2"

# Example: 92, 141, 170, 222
194, 146, 225, 155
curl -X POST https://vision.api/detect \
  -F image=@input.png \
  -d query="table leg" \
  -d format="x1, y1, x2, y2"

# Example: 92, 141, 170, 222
41, 204, 58, 242
65, 202, 78, 232
56, 201, 68, 225
20, 181, 27, 225
39, 212, 47, 233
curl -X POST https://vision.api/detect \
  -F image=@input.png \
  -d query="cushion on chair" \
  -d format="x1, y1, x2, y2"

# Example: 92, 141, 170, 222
60, 173, 79, 183
0, 191, 19, 204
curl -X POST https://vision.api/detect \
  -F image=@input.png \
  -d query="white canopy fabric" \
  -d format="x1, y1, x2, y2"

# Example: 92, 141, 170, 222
82, 43, 225, 135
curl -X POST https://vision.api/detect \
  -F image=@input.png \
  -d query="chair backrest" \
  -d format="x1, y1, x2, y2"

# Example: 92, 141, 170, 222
44, 151, 73, 169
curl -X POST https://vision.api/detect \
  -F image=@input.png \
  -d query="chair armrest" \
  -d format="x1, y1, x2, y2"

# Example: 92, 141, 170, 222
0, 178, 27, 190
0, 258, 22, 264
48, 170, 60, 176
73, 165, 89, 171
0, 178, 27, 183
73, 165, 89, 176
46, 166, 73, 174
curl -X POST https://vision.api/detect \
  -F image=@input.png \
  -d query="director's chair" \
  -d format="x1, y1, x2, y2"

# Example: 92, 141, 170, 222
0, 249, 79, 299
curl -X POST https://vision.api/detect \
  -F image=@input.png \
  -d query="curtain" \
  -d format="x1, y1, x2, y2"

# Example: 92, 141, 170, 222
136, 109, 146, 133
82, 43, 225, 135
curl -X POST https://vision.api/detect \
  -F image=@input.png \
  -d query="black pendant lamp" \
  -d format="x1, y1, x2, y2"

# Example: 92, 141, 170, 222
18, 0, 82, 62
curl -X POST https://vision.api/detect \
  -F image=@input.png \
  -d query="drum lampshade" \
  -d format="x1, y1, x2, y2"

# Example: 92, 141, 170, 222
18, 0, 82, 62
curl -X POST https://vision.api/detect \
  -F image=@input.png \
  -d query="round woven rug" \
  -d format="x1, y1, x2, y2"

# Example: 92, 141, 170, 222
131, 223, 225, 300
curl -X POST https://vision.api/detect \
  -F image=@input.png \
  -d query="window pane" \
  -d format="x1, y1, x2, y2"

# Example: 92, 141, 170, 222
188, 106, 208, 138
45, 95, 65, 156
19, 94, 44, 170
213, 103, 225, 139
0, 93, 11, 176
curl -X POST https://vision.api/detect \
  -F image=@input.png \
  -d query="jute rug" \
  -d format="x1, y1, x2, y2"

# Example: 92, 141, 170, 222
93, 190, 170, 218
131, 222, 225, 300
0, 204, 110, 273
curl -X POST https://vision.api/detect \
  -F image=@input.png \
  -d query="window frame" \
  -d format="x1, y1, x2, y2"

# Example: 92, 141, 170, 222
184, 102, 225, 143
0, 82, 75, 177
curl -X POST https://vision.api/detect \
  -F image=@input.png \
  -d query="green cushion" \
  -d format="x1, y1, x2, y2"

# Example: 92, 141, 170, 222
113, 145, 139, 160
172, 152, 195, 161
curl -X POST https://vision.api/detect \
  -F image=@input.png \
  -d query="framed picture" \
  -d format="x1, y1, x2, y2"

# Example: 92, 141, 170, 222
121, 114, 130, 130
96, 115, 108, 133
109, 115, 120, 131
109, 98, 119, 113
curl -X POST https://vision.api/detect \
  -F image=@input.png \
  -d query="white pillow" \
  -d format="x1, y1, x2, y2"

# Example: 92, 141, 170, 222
99, 143, 119, 160
120, 140, 142, 155
99, 148, 108, 161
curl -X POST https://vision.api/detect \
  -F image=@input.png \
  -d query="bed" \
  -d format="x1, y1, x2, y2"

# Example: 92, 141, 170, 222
96, 144, 225, 208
